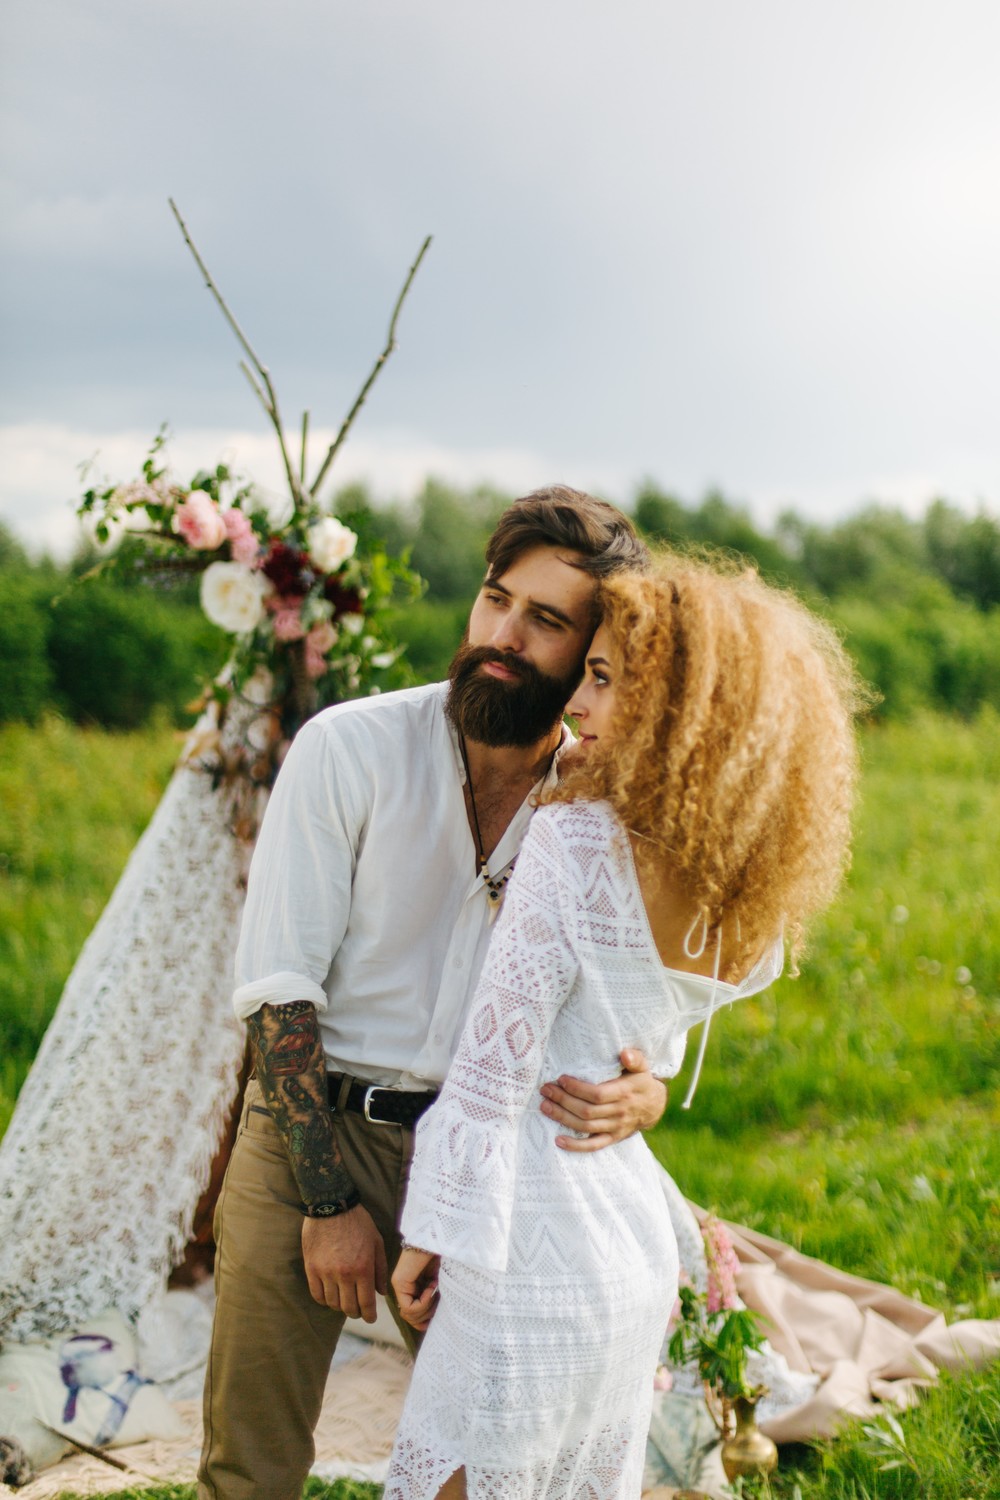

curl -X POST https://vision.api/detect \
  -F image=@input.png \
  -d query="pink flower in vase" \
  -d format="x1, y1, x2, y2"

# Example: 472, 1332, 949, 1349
273, 608, 306, 642
703, 1215, 740, 1313
224, 507, 259, 565
652, 1365, 674, 1393
174, 491, 228, 550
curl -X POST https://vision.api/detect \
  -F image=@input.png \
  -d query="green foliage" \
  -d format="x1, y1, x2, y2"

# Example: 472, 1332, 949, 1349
407, 479, 507, 602
0, 573, 54, 722
668, 1284, 767, 1399
387, 598, 469, 683
922, 499, 1000, 611
636, 483, 804, 589
0, 717, 179, 1133
48, 581, 228, 729
762, 1362, 1000, 1499
5, 482, 1000, 725
0, 519, 31, 570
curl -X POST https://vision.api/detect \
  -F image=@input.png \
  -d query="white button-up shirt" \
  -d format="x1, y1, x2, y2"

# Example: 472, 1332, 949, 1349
234, 681, 571, 1089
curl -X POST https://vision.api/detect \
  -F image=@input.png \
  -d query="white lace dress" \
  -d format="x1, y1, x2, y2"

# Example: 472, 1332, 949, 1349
386, 800, 782, 1500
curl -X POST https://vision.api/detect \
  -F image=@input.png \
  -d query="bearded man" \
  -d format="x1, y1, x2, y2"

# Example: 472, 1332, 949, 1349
198, 487, 665, 1500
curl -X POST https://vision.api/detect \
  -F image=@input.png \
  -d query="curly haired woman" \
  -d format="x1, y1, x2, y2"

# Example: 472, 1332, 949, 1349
384, 555, 867, 1500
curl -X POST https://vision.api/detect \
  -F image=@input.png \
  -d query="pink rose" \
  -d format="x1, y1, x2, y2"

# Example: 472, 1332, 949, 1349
272, 608, 306, 642
652, 1365, 674, 1392
306, 620, 338, 655
304, 644, 328, 679
223, 508, 259, 565
174, 492, 227, 551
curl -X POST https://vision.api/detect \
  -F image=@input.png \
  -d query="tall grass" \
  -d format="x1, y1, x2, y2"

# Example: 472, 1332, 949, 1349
2, 710, 998, 1497
0, 715, 179, 1133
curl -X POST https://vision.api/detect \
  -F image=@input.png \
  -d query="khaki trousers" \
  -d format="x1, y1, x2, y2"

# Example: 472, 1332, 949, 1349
198, 1076, 419, 1500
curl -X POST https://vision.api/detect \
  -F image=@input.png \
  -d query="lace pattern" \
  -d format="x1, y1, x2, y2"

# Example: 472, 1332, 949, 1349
389, 800, 781, 1500
0, 708, 251, 1342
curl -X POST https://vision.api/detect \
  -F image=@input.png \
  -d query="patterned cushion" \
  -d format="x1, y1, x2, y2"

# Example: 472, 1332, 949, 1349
0, 1309, 184, 1476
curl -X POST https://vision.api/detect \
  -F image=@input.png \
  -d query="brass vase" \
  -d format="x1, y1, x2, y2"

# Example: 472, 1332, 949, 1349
720, 1393, 778, 1482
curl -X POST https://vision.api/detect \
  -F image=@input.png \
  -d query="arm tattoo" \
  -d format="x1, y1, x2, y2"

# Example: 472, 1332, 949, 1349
246, 1001, 356, 1208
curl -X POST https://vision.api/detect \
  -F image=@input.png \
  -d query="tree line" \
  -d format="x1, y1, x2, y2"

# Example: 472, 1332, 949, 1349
2, 480, 999, 727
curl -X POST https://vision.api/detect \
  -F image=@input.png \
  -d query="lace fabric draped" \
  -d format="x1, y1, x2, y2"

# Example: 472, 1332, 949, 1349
0, 704, 253, 1342
387, 800, 782, 1500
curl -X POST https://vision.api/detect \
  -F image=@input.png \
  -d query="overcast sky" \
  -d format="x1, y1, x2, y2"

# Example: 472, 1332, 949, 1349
2, 0, 999, 555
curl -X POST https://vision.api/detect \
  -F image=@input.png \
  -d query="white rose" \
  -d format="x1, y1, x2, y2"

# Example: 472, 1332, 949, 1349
308, 517, 358, 573
200, 561, 271, 634
340, 612, 365, 636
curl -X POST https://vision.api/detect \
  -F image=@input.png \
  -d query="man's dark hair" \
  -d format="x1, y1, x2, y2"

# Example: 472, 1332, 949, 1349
485, 485, 650, 583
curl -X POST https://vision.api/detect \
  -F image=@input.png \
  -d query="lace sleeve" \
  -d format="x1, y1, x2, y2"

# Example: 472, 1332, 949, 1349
399, 809, 581, 1272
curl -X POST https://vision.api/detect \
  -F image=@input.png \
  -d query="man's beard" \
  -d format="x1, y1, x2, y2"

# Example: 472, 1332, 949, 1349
446, 643, 581, 749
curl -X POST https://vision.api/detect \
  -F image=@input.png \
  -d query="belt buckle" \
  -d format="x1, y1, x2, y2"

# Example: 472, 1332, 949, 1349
363, 1085, 393, 1124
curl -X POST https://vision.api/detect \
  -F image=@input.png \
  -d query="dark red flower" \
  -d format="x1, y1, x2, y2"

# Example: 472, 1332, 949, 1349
262, 542, 311, 597
324, 577, 363, 616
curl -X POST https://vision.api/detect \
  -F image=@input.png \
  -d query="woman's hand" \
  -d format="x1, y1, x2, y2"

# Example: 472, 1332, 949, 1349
392, 1246, 441, 1331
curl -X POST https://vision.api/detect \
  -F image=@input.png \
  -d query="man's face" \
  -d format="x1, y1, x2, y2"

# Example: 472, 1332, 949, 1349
447, 545, 596, 748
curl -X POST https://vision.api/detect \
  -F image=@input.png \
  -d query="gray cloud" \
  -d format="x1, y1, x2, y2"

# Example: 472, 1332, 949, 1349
2, 0, 999, 534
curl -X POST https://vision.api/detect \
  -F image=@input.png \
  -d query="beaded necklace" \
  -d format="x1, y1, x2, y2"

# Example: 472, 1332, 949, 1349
458, 732, 558, 913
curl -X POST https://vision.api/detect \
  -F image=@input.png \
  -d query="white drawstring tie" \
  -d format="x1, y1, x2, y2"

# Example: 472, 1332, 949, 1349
681, 911, 723, 1110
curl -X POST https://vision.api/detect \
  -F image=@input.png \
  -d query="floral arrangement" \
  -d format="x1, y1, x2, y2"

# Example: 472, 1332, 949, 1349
74, 203, 431, 838
79, 433, 420, 835
665, 1215, 767, 1433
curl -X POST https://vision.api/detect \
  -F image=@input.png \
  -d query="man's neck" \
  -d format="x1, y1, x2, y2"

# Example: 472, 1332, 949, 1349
462, 723, 564, 791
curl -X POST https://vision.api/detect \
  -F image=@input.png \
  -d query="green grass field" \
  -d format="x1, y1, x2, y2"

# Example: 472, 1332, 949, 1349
2, 710, 998, 1498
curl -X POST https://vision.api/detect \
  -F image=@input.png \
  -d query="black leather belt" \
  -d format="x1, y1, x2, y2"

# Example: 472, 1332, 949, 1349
327, 1073, 437, 1129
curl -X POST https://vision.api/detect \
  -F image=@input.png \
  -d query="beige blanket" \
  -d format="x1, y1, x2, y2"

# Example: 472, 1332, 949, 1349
696, 1208, 1000, 1441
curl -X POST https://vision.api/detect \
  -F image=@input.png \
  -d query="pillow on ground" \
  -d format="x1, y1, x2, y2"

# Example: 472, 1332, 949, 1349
0, 1308, 185, 1476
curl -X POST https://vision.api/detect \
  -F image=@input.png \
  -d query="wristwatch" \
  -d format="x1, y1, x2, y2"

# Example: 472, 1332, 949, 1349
302, 1190, 361, 1218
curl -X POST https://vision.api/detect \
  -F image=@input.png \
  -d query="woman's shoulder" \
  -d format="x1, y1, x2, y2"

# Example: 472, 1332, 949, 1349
528, 797, 621, 845
523, 799, 626, 886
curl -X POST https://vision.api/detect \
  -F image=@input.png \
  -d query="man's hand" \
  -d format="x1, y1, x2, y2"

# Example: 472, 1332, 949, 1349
302, 1205, 388, 1321
539, 1046, 668, 1152
391, 1247, 441, 1332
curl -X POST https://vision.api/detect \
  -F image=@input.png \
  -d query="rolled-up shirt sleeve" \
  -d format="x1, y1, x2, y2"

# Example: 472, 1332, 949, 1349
233, 717, 363, 1019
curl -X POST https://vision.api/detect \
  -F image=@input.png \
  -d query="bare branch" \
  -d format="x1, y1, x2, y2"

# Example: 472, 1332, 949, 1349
168, 198, 269, 382
240, 359, 272, 417
168, 197, 305, 511
309, 234, 432, 501
300, 409, 310, 484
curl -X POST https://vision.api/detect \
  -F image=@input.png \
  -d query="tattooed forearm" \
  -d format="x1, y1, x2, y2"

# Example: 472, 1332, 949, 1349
246, 1001, 357, 1208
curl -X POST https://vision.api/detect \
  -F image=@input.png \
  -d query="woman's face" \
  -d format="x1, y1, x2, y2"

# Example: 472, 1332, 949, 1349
565, 625, 617, 750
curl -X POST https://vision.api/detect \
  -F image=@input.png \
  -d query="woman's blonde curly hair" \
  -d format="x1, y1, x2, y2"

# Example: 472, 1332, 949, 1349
545, 552, 869, 971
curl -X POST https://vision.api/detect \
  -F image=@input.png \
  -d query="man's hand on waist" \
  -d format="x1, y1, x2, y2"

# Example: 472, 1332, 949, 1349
539, 1046, 668, 1153
302, 1205, 388, 1321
